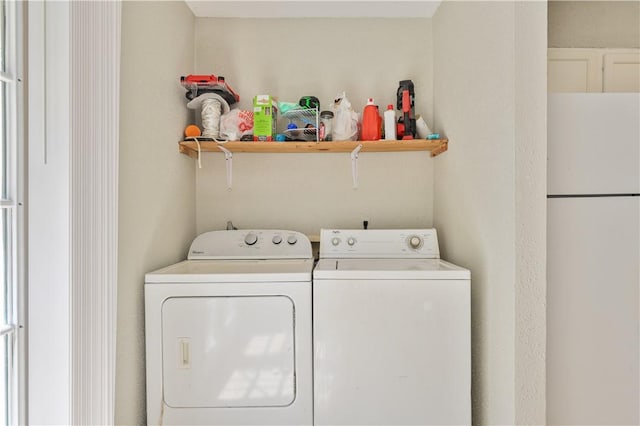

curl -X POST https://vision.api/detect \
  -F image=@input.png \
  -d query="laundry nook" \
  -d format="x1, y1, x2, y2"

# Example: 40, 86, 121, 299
21, 1, 639, 426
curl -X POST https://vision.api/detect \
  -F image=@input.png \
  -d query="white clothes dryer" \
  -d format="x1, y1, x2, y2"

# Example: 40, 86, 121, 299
313, 229, 471, 425
145, 230, 313, 426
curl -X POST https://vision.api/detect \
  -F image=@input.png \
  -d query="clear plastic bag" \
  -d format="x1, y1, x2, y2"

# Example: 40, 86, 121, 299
331, 92, 359, 141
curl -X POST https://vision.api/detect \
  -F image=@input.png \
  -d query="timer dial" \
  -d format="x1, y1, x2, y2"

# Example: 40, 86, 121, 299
408, 235, 423, 249
244, 233, 258, 246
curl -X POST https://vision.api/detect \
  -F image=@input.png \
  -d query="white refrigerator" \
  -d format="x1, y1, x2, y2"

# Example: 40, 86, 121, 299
547, 93, 640, 425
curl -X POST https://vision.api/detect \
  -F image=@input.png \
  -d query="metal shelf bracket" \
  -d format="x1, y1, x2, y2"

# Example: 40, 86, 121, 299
217, 145, 233, 190
350, 143, 363, 189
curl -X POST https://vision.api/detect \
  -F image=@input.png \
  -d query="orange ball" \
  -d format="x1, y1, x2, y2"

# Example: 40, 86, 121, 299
184, 124, 201, 138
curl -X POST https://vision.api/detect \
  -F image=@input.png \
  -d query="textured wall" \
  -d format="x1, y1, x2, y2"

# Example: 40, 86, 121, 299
514, 2, 547, 424
116, 2, 196, 424
433, 1, 547, 424
194, 18, 435, 235
549, 0, 640, 48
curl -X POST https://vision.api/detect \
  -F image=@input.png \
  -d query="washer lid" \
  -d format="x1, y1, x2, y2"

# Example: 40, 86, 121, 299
146, 259, 314, 283
313, 258, 470, 280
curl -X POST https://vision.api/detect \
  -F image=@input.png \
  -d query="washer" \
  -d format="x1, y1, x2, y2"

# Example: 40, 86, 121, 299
313, 229, 471, 425
145, 230, 313, 425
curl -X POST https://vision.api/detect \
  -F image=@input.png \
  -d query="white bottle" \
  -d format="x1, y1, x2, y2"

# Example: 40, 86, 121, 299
384, 104, 397, 140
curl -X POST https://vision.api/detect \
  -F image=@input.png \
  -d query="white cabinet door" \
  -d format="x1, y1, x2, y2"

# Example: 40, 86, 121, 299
604, 52, 640, 92
547, 197, 640, 426
549, 49, 640, 93
548, 48, 603, 92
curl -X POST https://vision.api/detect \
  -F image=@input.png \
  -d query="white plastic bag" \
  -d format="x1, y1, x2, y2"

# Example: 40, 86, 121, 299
220, 109, 254, 141
331, 92, 359, 141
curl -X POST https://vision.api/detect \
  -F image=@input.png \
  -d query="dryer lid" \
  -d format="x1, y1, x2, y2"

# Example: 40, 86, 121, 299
146, 258, 314, 283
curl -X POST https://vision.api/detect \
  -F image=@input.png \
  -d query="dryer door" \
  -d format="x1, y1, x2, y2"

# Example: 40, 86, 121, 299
161, 296, 296, 408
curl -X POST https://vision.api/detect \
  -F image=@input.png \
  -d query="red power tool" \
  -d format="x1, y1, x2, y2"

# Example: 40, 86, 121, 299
180, 74, 240, 106
396, 79, 416, 140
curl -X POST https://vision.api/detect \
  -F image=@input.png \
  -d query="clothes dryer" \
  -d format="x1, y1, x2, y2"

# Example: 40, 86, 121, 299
145, 230, 313, 425
313, 229, 471, 425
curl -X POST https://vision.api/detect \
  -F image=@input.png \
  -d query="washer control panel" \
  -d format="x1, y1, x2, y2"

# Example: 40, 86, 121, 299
319, 229, 440, 259
189, 230, 312, 260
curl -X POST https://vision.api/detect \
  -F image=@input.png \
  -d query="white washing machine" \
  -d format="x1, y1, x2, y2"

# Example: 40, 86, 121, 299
313, 229, 471, 425
144, 230, 313, 425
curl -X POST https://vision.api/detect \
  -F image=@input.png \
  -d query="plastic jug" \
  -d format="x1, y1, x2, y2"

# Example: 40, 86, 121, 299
361, 98, 381, 141
384, 104, 396, 140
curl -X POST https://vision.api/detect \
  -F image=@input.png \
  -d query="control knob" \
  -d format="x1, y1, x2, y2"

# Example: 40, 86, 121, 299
272, 235, 283, 245
408, 235, 423, 249
331, 237, 341, 246
347, 237, 356, 246
287, 235, 298, 245
244, 233, 258, 246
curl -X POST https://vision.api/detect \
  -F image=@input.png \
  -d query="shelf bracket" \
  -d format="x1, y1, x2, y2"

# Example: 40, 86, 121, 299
350, 143, 363, 189
217, 145, 233, 190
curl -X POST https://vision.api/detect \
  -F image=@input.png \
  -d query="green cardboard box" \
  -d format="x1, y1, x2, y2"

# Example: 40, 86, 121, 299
253, 95, 278, 141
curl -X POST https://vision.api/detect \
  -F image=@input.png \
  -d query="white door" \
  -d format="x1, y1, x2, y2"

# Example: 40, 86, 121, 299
547, 197, 640, 425
161, 296, 296, 408
313, 278, 470, 425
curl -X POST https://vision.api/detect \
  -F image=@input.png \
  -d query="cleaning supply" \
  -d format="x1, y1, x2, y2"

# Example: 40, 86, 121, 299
415, 115, 432, 139
383, 104, 396, 140
253, 95, 278, 141
361, 98, 381, 141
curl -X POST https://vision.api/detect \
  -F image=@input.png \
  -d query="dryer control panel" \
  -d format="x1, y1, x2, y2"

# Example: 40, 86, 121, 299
188, 230, 312, 260
319, 229, 440, 259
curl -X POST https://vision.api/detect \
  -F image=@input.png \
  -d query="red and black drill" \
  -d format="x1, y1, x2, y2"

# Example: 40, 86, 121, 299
396, 79, 416, 140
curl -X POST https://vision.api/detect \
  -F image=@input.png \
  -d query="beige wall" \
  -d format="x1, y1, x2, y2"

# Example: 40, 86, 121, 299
433, 1, 546, 424
114, 4, 549, 424
194, 18, 435, 235
549, 0, 640, 48
116, 2, 196, 424
514, 3, 548, 423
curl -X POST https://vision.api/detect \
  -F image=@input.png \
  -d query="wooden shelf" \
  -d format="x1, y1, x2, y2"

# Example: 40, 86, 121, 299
179, 139, 448, 158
